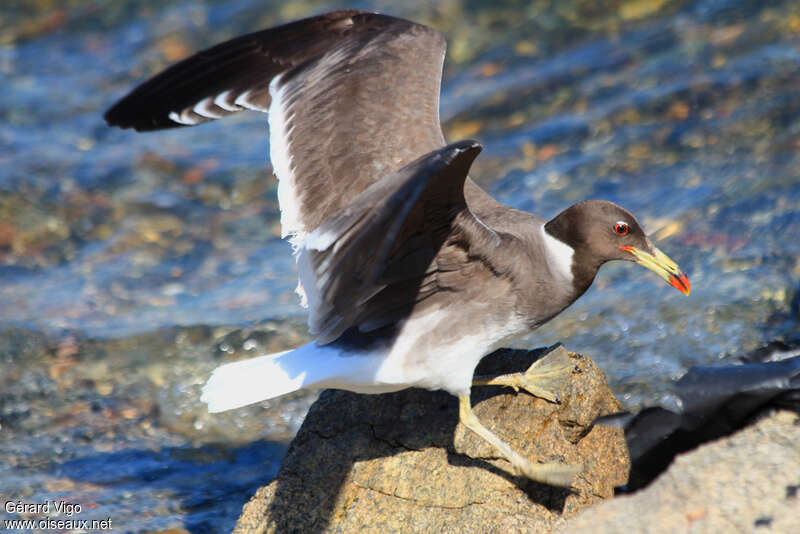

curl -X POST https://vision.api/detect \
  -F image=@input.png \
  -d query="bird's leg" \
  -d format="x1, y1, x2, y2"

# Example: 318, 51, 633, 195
471, 345, 574, 403
457, 395, 580, 487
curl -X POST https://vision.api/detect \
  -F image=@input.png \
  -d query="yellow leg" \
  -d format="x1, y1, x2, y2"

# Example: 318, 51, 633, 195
458, 395, 580, 487
472, 345, 574, 403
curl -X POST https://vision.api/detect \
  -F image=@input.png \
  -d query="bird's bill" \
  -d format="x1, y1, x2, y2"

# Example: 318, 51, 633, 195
619, 245, 691, 295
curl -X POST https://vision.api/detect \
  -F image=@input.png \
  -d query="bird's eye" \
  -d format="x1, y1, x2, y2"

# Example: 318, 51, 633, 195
614, 222, 629, 236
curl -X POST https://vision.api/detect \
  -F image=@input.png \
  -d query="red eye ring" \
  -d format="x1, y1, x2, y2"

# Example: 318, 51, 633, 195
614, 222, 629, 236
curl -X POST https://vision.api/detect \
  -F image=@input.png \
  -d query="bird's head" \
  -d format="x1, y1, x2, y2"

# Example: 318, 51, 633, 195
544, 199, 690, 295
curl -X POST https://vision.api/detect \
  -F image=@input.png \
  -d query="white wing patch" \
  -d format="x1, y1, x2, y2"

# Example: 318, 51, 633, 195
295, 223, 344, 325
302, 228, 338, 252
268, 75, 304, 249
268, 74, 309, 306
296, 245, 322, 314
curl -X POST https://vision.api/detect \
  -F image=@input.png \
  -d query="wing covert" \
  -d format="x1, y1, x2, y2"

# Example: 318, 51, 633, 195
297, 141, 504, 344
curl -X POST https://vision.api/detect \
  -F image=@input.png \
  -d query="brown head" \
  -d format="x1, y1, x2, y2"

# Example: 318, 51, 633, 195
544, 199, 690, 295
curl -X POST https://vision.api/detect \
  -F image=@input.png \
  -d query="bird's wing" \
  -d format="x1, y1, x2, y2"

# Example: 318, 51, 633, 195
298, 140, 511, 344
104, 11, 448, 244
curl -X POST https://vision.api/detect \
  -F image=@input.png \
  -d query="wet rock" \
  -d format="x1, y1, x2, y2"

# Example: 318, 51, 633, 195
233, 347, 629, 533
559, 410, 800, 534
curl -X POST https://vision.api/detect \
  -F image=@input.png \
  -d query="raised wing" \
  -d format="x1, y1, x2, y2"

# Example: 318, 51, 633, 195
297, 140, 506, 344
105, 11, 448, 245
105, 10, 369, 130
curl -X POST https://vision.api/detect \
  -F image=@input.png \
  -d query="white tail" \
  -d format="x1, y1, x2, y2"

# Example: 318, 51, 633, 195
201, 341, 394, 413
201, 349, 304, 413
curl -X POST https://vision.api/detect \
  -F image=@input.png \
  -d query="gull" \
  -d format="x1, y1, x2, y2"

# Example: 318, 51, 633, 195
105, 10, 690, 487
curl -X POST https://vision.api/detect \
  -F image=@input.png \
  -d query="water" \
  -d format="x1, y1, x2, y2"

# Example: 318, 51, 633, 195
1, 0, 799, 531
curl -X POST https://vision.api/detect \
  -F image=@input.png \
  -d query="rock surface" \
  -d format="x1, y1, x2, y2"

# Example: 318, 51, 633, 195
233, 347, 629, 533
559, 410, 800, 534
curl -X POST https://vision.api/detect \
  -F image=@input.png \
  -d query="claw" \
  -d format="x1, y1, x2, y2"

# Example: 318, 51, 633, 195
472, 345, 574, 403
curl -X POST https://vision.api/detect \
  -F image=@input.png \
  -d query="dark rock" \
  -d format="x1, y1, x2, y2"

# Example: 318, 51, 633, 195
601, 344, 800, 491
233, 347, 629, 533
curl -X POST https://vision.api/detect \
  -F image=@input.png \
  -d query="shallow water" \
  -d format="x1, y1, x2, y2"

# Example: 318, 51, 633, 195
1, 0, 799, 531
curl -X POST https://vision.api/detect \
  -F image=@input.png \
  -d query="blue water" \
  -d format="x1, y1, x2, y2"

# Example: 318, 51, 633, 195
1, 0, 799, 531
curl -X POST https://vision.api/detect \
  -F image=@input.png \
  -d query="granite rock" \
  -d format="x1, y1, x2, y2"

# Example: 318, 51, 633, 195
233, 346, 629, 533
559, 410, 800, 534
